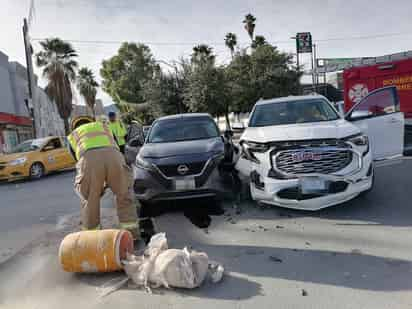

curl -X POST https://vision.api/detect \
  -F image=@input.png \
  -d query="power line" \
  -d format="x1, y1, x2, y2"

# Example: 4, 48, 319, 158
31, 31, 412, 47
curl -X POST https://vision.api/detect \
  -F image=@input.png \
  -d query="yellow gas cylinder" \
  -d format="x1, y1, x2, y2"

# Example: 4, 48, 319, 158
59, 229, 134, 273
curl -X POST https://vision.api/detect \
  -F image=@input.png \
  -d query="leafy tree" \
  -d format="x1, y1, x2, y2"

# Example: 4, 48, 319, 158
143, 66, 187, 118
224, 32, 237, 58
76, 67, 98, 117
191, 44, 215, 65
184, 46, 231, 127
243, 14, 256, 41
35, 38, 78, 134
100, 42, 157, 108
226, 45, 301, 112
251, 35, 267, 49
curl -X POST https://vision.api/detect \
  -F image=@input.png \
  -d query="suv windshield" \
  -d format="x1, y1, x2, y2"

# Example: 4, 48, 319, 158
148, 117, 219, 143
249, 99, 340, 127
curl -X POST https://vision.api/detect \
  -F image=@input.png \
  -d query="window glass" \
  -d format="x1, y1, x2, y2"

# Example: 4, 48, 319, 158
148, 117, 219, 143
351, 88, 398, 117
249, 99, 339, 127
45, 138, 62, 150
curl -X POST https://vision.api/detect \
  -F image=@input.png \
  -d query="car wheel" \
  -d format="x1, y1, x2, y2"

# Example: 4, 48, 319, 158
30, 162, 45, 179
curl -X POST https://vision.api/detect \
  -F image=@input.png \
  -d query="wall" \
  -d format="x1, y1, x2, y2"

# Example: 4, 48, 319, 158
0, 51, 16, 115
33, 88, 65, 137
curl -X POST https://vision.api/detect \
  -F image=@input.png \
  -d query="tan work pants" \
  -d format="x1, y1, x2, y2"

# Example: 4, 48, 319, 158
74, 147, 137, 230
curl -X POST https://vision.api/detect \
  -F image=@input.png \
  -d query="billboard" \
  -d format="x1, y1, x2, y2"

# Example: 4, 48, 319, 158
296, 32, 312, 53
317, 51, 412, 73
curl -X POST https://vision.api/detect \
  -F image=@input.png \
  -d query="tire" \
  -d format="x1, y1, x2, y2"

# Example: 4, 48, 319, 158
29, 162, 45, 179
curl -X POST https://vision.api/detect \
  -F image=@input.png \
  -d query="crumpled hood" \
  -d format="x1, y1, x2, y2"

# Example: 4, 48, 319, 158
241, 119, 360, 143
140, 137, 224, 159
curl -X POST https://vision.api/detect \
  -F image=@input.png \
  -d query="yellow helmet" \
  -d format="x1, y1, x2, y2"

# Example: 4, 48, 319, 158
70, 116, 95, 131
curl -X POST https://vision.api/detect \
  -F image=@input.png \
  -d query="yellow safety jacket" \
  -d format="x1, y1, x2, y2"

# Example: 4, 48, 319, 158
109, 121, 127, 146
68, 122, 118, 160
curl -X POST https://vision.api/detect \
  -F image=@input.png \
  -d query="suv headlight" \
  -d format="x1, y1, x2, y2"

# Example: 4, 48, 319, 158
240, 141, 271, 163
135, 155, 153, 170
9, 157, 27, 166
345, 134, 369, 155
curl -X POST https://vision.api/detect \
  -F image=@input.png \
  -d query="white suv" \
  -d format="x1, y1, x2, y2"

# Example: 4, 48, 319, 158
236, 87, 404, 210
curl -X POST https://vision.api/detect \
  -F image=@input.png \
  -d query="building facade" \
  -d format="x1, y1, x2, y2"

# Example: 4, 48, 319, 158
0, 51, 33, 153
0, 50, 65, 153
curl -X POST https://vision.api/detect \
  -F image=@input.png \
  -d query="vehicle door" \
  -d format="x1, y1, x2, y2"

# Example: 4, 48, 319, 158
345, 86, 404, 166
40, 138, 67, 171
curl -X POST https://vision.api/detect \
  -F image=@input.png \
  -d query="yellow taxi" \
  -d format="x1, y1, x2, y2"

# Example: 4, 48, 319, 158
0, 136, 76, 181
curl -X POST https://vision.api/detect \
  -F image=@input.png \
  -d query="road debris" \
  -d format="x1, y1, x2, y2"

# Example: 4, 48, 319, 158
305, 241, 311, 246
301, 289, 308, 296
269, 256, 282, 263
275, 225, 284, 229
123, 233, 224, 292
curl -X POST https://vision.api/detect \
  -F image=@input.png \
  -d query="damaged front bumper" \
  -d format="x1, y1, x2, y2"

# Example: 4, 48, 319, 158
249, 149, 373, 211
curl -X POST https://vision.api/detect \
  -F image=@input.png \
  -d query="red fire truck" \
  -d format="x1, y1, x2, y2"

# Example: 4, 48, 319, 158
343, 57, 412, 124
343, 57, 412, 153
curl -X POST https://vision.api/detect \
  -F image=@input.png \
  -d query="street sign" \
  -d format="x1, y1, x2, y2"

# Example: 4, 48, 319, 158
296, 32, 312, 53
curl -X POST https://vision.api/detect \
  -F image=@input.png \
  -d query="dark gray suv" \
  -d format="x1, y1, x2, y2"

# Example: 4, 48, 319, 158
133, 113, 236, 202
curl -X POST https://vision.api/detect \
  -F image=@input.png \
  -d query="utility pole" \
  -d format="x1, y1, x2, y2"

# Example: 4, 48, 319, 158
22, 18, 36, 138
311, 43, 317, 92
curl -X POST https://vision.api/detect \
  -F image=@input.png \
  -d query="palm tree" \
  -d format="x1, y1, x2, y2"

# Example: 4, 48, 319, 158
243, 13, 256, 41
35, 38, 78, 134
76, 67, 99, 117
192, 44, 215, 64
224, 33, 237, 58
251, 35, 267, 49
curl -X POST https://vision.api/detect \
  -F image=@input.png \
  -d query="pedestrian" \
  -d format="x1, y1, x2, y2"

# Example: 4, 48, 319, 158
108, 111, 127, 154
67, 116, 139, 240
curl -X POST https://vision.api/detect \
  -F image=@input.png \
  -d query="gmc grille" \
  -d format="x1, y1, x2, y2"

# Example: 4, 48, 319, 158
156, 161, 206, 178
275, 148, 352, 175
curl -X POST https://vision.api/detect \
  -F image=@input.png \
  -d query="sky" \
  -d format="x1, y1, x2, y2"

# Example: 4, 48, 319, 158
1, 0, 412, 106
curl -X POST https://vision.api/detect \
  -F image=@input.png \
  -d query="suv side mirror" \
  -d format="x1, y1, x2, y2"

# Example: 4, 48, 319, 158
346, 110, 372, 121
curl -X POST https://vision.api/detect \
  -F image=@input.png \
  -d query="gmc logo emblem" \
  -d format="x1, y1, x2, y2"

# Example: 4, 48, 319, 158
291, 152, 322, 163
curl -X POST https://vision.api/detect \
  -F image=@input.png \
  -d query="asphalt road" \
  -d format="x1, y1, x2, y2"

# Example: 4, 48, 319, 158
1, 159, 412, 308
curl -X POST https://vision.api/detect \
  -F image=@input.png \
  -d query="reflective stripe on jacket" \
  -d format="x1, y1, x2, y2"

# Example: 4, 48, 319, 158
68, 122, 118, 160
109, 121, 127, 146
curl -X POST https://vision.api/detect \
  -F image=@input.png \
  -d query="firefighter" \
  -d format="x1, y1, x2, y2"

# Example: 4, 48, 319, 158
108, 111, 127, 154
67, 116, 139, 239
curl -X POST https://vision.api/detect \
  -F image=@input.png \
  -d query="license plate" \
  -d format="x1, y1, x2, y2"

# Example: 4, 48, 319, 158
175, 178, 195, 191
300, 177, 327, 194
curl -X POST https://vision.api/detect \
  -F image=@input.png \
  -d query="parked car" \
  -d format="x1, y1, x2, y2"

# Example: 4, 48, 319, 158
236, 86, 404, 210
133, 113, 237, 203
0, 136, 75, 181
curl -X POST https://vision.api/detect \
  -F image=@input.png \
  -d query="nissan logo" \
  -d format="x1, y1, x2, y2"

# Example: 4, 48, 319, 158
177, 164, 189, 175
